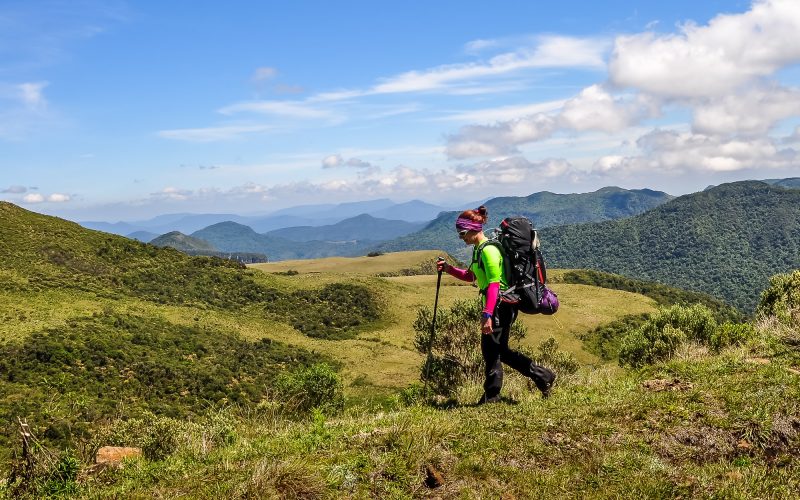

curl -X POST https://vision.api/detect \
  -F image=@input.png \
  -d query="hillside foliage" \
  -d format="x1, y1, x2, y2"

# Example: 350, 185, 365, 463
374, 187, 672, 259
542, 181, 800, 312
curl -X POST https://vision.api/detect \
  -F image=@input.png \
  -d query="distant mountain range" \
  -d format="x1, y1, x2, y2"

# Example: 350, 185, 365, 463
80, 198, 448, 237
374, 186, 674, 259
541, 181, 800, 312
265, 214, 427, 242
191, 222, 375, 261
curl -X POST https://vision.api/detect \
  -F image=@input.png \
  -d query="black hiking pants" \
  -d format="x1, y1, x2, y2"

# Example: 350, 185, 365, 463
482, 301, 553, 399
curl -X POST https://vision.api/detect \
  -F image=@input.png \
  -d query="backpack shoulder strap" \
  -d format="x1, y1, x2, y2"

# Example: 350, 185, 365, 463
474, 240, 503, 271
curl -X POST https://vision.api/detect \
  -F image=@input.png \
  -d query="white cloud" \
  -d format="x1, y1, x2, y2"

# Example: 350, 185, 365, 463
22, 193, 44, 203
593, 129, 798, 175
322, 154, 344, 168
464, 38, 500, 54
446, 85, 658, 158
151, 187, 193, 201
439, 99, 568, 123
157, 124, 273, 142
692, 84, 800, 136
558, 85, 659, 132
458, 157, 572, 184
1, 185, 26, 193
609, 0, 800, 98
47, 193, 70, 202
370, 35, 607, 96
447, 114, 557, 159
18, 82, 48, 108
252, 67, 277, 82
321, 154, 381, 175
218, 100, 334, 119
784, 126, 800, 143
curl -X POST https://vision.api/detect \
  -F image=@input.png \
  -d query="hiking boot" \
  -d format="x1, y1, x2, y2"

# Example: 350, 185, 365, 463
529, 364, 557, 399
536, 373, 556, 399
476, 394, 501, 405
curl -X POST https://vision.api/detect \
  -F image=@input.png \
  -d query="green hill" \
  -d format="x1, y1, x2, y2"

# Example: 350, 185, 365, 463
150, 230, 218, 252
266, 213, 426, 242
375, 186, 673, 259
542, 181, 800, 312
192, 221, 375, 260
0, 202, 383, 458
2, 199, 799, 498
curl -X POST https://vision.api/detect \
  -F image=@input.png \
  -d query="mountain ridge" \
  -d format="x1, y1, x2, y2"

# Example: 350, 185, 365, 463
541, 180, 800, 312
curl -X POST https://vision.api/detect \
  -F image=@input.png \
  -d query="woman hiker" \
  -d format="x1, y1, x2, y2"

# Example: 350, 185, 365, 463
436, 205, 556, 404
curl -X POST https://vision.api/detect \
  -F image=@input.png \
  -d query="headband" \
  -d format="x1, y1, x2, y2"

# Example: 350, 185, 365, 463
455, 217, 483, 232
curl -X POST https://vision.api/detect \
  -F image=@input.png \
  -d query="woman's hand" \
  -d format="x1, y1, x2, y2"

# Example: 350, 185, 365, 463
481, 316, 493, 335
436, 259, 449, 273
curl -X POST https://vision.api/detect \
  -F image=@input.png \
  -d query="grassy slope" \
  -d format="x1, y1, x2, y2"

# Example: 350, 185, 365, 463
3, 202, 798, 497
253, 252, 657, 388
76, 345, 800, 499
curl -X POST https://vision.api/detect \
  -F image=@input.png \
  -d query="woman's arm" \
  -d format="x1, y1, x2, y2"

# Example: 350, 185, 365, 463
445, 265, 475, 282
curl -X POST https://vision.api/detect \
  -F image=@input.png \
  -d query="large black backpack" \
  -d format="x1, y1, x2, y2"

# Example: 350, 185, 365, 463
476, 216, 559, 315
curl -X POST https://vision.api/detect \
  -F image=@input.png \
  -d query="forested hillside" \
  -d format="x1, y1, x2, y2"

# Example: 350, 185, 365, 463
375, 186, 672, 258
542, 181, 800, 312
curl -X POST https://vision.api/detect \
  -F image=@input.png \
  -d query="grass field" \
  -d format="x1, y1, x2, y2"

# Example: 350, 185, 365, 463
4, 242, 799, 498
248, 251, 657, 393
0, 250, 656, 401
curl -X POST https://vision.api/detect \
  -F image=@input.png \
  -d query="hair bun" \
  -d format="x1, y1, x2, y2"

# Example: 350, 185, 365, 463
476, 205, 488, 223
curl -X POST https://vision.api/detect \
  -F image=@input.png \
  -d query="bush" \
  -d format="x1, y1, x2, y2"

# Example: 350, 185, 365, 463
366, 251, 384, 257
757, 269, 800, 329
526, 337, 580, 378
709, 322, 757, 351
619, 304, 718, 367
0, 313, 325, 456
619, 304, 759, 367
274, 363, 345, 416
413, 299, 527, 397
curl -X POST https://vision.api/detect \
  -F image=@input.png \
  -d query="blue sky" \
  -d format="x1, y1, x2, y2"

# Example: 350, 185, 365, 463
1, 0, 798, 221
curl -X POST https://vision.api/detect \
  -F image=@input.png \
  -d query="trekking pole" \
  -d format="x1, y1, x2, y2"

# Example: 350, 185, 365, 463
423, 257, 445, 398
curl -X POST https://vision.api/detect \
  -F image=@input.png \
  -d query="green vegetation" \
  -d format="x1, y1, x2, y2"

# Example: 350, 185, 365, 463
375, 253, 462, 277
149, 231, 218, 252
2, 200, 799, 498
561, 269, 742, 322
192, 221, 373, 261
265, 213, 426, 242
0, 312, 327, 456
7, 315, 796, 498
375, 187, 672, 260
273, 283, 382, 340
618, 304, 754, 367
543, 181, 800, 313
757, 269, 800, 329
274, 363, 345, 416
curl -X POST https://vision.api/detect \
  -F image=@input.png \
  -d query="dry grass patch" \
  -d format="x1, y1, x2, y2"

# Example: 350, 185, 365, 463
250, 250, 443, 275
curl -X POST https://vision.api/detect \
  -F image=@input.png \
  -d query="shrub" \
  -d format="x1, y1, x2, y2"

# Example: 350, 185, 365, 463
709, 322, 757, 351
413, 299, 527, 397
620, 304, 718, 367
140, 415, 183, 461
274, 363, 345, 416
619, 304, 760, 367
526, 337, 580, 378
366, 251, 384, 257
757, 269, 800, 329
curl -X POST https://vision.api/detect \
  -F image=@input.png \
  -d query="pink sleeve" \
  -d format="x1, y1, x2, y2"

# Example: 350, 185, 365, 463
484, 282, 500, 315
445, 265, 475, 282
